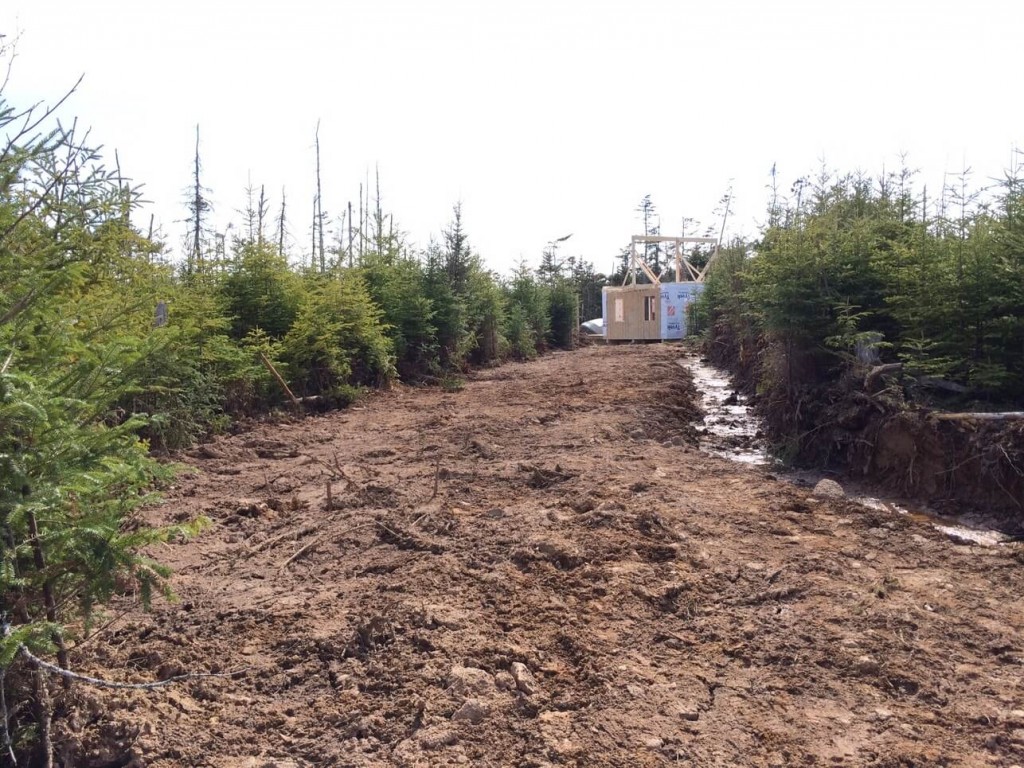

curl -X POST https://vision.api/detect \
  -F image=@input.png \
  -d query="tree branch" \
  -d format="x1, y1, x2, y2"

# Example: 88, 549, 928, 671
18, 646, 247, 691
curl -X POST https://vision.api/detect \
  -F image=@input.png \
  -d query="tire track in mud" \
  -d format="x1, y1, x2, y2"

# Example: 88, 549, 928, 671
67, 345, 1024, 768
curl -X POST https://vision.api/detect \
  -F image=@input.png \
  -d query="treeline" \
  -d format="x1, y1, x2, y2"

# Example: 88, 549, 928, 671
0, 76, 608, 762
2, 123, 611, 451
699, 161, 1024, 463
140, 199, 605, 449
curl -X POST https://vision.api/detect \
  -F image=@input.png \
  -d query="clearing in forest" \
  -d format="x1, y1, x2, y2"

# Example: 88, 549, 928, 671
78, 345, 1024, 767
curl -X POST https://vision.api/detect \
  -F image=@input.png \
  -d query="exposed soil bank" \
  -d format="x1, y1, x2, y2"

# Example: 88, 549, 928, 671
684, 355, 1017, 546
704, 341, 1024, 529
862, 411, 1024, 524
56, 346, 1024, 767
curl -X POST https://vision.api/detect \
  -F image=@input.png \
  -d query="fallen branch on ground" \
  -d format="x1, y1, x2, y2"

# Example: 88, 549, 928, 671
280, 521, 376, 570
279, 519, 408, 570
247, 523, 318, 555
19, 645, 247, 690
930, 411, 1024, 423
731, 586, 805, 605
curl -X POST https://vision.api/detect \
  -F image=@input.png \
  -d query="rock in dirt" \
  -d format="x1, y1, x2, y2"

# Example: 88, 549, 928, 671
393, 729, 464, 766
510, 661, 539, 696
812, 479, 845, 499
192, 444, 227, 460
236, 500, 274, 518
539, 710, 578, 757
494, 670, 516, 691
418, 726, 459, 749
679, 708, 701, 722
569, 495, 596, 513
451, 698, 490, 724
447, 665, 494, 698
470, 438, 496, 459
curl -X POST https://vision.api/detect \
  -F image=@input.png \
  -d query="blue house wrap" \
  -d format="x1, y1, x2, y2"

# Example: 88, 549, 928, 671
660, 282, 704, 339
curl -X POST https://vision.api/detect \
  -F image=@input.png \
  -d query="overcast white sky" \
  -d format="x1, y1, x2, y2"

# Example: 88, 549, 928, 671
1, 0, 1020, 276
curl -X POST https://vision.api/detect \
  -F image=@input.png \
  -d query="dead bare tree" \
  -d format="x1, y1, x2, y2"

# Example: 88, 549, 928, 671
258, 184, 267, 247
314, 120, 326, 271
375, 163, 383, 251
277, 187, 287, 257
347, 199, 354, 266
187, 125, 210, 275
358, 181, 364, 262
243, 174, 256, 244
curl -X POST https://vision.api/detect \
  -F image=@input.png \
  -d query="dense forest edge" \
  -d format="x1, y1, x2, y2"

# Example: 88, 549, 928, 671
696, 163, 1024, 519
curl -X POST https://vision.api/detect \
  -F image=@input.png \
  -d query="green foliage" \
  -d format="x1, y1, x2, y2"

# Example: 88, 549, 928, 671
0, 363, 209, 653
127, 277, 272, 449
420, 209, 507, 370
360, 248, 438, 380
281, 270, 396, 394
547, 280, 579, 350
440, 374, 464, 392
0, 73, 209, 726
503, 262, 550, 359
565, 257, 607, 322
702, 160, 1024, 465
464, 266, 505, 364
219, 241, 301, 340
422, 246, 467, 370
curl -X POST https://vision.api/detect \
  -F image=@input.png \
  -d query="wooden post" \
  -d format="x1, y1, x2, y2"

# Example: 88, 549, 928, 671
259, 352, 302, 410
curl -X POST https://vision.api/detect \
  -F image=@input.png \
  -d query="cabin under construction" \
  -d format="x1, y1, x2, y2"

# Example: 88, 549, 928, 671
602, 235, 718, 342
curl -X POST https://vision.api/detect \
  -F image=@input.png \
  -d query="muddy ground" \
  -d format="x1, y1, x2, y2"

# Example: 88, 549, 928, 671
69, 345, 1024, 767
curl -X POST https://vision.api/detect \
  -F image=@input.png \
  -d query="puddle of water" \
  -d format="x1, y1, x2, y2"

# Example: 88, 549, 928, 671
833, 487, 1012, 546
680, 356, 1015, 547
681, 358, 770, 466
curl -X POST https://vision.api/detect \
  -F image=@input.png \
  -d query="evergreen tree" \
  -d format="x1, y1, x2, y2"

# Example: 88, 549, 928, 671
0, 74, 207, 761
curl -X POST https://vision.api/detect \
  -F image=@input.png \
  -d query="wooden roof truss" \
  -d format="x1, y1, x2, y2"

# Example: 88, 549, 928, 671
622, 235, 720, 286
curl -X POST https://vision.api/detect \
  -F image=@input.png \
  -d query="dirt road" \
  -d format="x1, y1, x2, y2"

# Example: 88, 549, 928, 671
76, 345, 1024, 767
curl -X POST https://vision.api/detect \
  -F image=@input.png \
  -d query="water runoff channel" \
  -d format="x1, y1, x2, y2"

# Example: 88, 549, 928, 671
681, 356, 1014, 547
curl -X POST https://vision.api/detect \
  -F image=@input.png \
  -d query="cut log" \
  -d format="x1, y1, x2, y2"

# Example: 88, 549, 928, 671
931, 412, 1024, 422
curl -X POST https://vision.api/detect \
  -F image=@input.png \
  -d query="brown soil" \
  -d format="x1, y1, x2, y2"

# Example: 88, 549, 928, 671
69, 345, 1024, 767
865, 414, 1024, 521
709, 336, 1024, 523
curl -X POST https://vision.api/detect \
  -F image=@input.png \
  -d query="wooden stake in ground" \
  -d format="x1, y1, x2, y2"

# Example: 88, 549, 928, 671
258, 352, 301, 410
